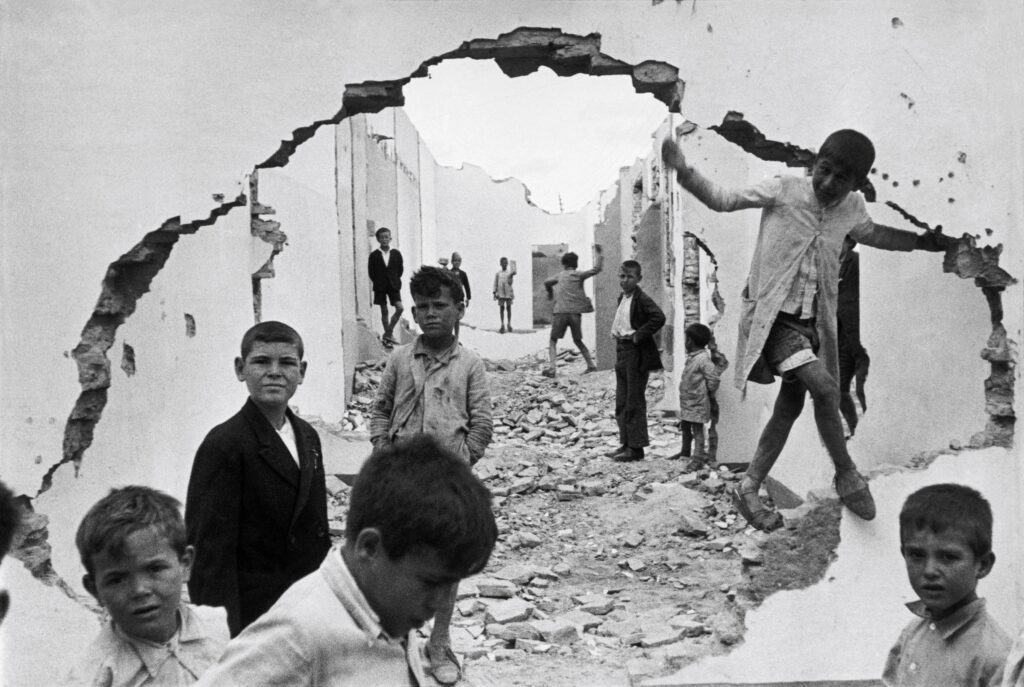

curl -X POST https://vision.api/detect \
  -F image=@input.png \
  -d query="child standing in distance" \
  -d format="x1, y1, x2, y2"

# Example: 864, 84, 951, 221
370, 266, 493, 685
883, 484, 1011, 686
677, 323, 721, 467
368, 226, 405, 346
186, 321, 329, 636
195, 435, 498, 687
662, 131, 955, 531
65, 486, 229, 686
493, 256, 516, 333
607, 260, 666, 462
543, 244, 603, 377
448, 251, 471, 338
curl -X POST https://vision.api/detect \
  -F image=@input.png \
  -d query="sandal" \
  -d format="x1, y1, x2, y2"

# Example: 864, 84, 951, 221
730, 482, 783, 532
834, 469, 876, 521
427, 644, 462, 685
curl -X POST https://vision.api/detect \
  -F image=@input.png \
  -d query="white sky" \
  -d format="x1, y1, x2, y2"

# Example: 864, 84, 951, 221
403, 59, 670, 214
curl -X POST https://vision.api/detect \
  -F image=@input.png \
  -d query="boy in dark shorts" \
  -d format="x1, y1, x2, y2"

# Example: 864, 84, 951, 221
663, 130, 955, 530
543, 244, 603, 377
368, 226, 404, 346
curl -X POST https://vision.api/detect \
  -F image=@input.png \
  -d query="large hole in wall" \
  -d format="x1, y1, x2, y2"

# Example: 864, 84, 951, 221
20, 28, 1016, 636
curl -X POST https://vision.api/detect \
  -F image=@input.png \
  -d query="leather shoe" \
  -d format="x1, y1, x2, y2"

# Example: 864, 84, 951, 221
612, 447, 644, 462
604, 445, 627, 458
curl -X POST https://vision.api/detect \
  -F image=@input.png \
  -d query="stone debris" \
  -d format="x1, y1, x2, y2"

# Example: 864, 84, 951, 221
337, 350, 791, 684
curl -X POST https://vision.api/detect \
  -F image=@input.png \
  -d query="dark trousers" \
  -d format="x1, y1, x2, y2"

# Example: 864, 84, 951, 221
615, 341, 650, 448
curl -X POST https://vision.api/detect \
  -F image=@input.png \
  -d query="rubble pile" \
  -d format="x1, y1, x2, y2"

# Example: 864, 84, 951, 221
324, 349, 832, 684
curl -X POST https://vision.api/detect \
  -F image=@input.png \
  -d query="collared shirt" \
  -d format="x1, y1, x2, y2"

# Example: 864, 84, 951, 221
678, 169, 918, 390
882, 598, 1011, 687
380, 248, 391, 267
779, 249, 818, 317
611, 294, 635, 339
63, 604, 229, 687
1002, 631, 1024, 687
276, 415, 299, 466
548, 263, 601, 314
194, 547, 431, 686
370, 336, 493, 462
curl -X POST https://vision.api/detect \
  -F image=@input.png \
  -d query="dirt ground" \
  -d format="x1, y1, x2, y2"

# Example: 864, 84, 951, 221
333, 351, 844, 687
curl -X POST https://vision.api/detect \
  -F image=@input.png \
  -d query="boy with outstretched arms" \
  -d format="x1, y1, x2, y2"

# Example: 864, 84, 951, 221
195, 435, 498, 686
66, 486, 229, 686
662, 130, 954, 531
883, 484, 1010, 686
370, 265, 493, 684
543, 245, 603, 377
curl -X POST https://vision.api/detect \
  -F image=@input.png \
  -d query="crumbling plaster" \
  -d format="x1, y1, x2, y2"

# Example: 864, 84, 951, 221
2, 2, 1022, 684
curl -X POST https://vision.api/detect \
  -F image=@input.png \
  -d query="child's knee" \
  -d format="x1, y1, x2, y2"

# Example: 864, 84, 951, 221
393, 302, 405, 315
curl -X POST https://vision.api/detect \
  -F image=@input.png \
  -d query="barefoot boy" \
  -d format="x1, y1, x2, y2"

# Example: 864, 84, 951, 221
370, 265, 493, 684
493, 256, 516, 333
196, 435, 498, 686
678, 323, 721, 467
883, 484, 1011, 686
607, 260, 666, 462
543, 245, 603, 377
66, 486, 229, 685
662, 131, 955, 530
186, 321, 330, 636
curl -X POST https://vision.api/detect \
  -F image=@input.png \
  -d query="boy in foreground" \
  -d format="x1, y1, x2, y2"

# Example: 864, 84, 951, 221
883, 484, 1010, 686
607, 260, 666, 462
195, 435, 498, 686
543, 245, 603, 377
66, 486, 229, 685
662, 130, 955, 530
370, 265, 493, 684
186, 321, 330, 636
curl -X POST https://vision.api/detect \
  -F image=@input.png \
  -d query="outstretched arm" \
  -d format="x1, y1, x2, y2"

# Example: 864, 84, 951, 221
661, 138, 777, 213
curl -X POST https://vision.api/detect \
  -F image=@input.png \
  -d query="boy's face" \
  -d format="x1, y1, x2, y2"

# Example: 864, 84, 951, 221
412, 287, 463, 341
499, 258, 508, 270
355, 532, 461, 638
235, 341, 306, 410
377, 230, 391, 249
618, 266, 641, 295
811, 155, 859, 207
901, 526, 994, 618
451, 255, 461, 269
84, 527, 193, 643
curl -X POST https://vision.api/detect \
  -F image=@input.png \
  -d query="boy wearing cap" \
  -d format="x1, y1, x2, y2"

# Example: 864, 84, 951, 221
662, 130, 956, 531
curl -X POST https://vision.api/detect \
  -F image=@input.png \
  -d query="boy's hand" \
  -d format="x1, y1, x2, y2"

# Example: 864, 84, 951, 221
915, 228, 958, 252
661, 138, 688, 173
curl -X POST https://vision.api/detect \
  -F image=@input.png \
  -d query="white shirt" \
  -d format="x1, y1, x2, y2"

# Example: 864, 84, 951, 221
611, 294, 635, 339
276, 416, 299, 466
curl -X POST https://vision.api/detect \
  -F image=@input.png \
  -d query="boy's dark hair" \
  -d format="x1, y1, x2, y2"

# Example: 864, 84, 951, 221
240, 320, 304, 360
685, 323, 712, 349
375, 226, 391, 240
76, 486, 188, 576
0, 481, 21, 561
621, 260, 642, 277
818, 129, 875, 184
347, 434, 496, 576
410, 265, 465, 304
899, 483, 993, 558
561, 252, 579, 269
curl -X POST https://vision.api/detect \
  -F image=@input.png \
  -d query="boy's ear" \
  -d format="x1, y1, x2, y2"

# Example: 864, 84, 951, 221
298, 360, 308, 381
180, 545, 195, 583
353, 527, 385, 563
82, 573, 98, 600
234, 356, 246, 381
976, 551, 995, 580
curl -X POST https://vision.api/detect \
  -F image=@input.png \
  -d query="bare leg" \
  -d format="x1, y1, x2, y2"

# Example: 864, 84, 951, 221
839, 392, 859, 436
575, 338, 596, 370
428, 583, 460, 683
744, 378, 808, 486
506, 303, 512, 331
793, 360, 855, 474
378, 303, 390, 336
386, 301, 404, 340
548, 340, 558, 374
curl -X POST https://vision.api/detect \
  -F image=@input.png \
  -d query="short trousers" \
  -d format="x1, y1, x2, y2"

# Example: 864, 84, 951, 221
763, 313, 819, 377
550, 312, 582, 341
373, 288, 402, 306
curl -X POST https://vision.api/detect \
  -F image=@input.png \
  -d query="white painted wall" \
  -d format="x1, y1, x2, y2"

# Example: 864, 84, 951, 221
2, 2, 1021, 685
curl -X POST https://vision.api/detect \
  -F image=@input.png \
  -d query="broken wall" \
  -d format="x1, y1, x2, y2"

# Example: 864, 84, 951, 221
3, 2, 1022, 685
433, 163, 590, 332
